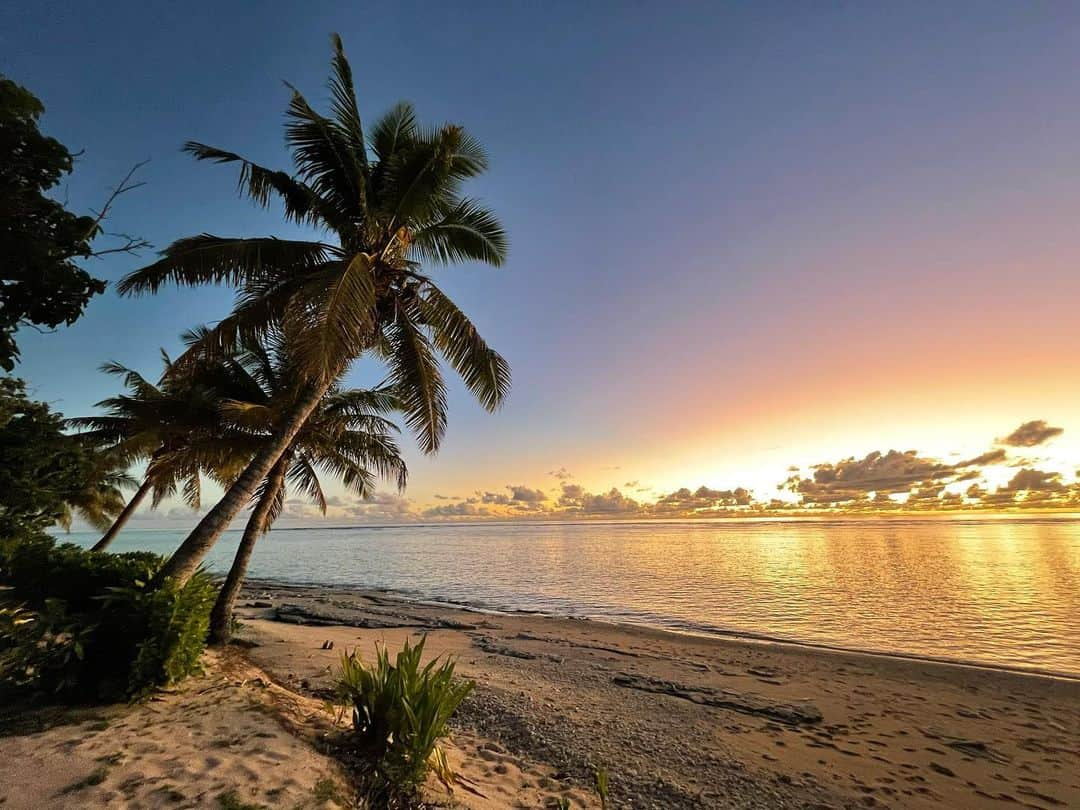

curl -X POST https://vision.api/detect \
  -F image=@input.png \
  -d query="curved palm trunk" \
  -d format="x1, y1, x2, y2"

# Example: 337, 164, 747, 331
208, 457, 288, 646
91, 478, 153, 552
154, 380, 329, 586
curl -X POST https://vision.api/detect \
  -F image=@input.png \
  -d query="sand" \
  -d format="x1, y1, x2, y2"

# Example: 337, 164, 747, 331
0, 648, 351, 809
1, 582, 1077, 809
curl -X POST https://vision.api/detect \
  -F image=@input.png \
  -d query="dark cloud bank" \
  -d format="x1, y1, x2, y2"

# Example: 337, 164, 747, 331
406, 420, 1076, 521
255, 420, 1073, 525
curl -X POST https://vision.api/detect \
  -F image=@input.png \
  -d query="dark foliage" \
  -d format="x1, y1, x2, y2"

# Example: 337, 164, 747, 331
0, 76, 106, 371
0, 377, 126, 536
0, 532, 217, 702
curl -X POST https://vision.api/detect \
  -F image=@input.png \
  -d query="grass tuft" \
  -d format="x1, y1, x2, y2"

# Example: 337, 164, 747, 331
312, 776, 344, 805
217, 789, 266, 810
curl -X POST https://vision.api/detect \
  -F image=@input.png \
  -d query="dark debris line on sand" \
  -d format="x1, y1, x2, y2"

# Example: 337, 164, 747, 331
610, 672, 824, 727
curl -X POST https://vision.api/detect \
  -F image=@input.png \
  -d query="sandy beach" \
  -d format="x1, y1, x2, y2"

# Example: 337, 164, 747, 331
4, 582, 1074, 809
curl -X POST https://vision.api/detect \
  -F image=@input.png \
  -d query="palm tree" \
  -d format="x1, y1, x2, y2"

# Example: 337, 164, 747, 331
58, 439, 134, 532
69, 357, 249, 551
205, 330, 406, 644
117, 34, 509, 586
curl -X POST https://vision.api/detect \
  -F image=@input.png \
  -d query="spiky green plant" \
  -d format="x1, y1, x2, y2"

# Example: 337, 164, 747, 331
335, 636, 473, 796
593, 766, 610, 809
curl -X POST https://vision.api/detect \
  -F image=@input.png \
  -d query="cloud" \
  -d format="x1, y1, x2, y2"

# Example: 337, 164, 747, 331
422, 501, 492, 518
1003, 468, 1064, 492
783, 449, 957, 504
653, 485, 753, 513
998, 420, 1064, 448
579, 487, 639, 514
558, 483, 585, 505
340, 492, 416, 522
958, 449, 1007, 467
410, 417, 1077, 522
508, 484, 547, 503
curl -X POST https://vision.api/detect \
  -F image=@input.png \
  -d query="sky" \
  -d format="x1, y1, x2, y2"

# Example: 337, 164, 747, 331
3, 2, 1080, 526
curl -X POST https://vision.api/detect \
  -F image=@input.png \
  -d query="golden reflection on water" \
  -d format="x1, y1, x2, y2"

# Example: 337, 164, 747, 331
81, 516, 1080, 675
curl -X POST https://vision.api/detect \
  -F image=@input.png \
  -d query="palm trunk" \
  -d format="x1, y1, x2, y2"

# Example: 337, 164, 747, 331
208, 457, 288, 646
154, 380, 329, 586
91, 478, 153, 552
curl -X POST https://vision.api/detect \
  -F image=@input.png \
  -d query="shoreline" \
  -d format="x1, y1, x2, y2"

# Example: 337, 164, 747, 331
242, 577, 1080, 683
235, 580, 1079, 808
3, 579, 1076, 808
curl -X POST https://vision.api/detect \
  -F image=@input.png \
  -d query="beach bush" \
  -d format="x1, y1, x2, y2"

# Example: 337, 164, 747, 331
0, 533, 216, 702
335, 636, 473, 798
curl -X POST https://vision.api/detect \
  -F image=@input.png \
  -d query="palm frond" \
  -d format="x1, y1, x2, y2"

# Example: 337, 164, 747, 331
322, 386, 402, 419
117, 235, 334, 296
379, 310, 447, 454
182, 142, 335, 228
369, 102, 418, 162
328, 33, 368, 167
416, 284, 510, 411
284, 84, 365, 222
411, 197, 507, 267
288, 252, 376, 381
287, 454, 327, 513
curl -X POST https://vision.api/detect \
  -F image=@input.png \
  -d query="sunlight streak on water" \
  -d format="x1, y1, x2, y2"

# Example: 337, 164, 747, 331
64, 516, 1080, 675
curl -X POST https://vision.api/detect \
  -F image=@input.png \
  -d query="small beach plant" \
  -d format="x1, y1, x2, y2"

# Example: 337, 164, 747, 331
335, 636, 473, 798
593, 766, 610, 809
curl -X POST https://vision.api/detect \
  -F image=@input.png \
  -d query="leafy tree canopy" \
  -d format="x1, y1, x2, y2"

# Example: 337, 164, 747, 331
0, 76, 110, 371
0, 377, 127, 535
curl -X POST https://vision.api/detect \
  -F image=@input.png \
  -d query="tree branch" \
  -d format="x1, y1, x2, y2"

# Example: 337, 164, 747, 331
85, 160, 152, 257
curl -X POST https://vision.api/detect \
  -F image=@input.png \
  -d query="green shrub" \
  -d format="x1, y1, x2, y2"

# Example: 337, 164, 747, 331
0, 533, 216, 702
335, 636, 473, 798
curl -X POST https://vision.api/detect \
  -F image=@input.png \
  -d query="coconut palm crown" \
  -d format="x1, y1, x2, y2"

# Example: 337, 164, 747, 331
118, 34, 509, 452
68, 356, 250, 549
116, 35, 509, 584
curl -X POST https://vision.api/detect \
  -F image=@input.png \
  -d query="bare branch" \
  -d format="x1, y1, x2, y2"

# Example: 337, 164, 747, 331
89, 234, 153, 258
83, 160, 152, 256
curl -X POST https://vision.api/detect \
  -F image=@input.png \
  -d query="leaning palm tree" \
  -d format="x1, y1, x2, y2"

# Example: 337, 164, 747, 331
118, 34, 509, 586
205, 329, 407, 644
69, 357, 249, 551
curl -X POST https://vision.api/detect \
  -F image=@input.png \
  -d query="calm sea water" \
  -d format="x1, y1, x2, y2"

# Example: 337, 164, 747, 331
61, 516, 1080, 676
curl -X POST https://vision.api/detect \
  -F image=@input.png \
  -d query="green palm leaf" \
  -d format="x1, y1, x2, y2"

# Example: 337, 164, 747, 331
117, 235, 333, 296
416, 283, 510, 411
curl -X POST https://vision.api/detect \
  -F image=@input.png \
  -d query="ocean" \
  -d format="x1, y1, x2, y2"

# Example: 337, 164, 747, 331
60, 515, 1080, 677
